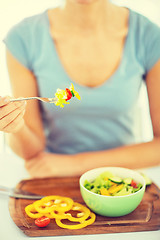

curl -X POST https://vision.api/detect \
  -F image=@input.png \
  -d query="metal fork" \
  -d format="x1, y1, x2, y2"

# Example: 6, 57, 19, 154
10, 97, 57, 103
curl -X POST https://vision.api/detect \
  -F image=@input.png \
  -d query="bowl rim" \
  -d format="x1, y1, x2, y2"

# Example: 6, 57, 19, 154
79, 166, 146, 199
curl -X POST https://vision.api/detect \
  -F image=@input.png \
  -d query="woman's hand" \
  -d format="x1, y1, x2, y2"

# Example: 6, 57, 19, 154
25, 152, 84, 178
0, 96, 26, 133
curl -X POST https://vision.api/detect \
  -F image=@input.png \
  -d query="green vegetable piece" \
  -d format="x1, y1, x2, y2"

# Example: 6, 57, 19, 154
70, 90, 75, 97
127, 185, 133, 192
132, 183, 143, 193
84, 180, 92, 190
114, 187, 129, 196
93, 176, 106, 187
109, 176, 123, 184
90, 187, 100, 194
123, 177, 132, 185
104, 180, 112, 189
100, 171, 114, 179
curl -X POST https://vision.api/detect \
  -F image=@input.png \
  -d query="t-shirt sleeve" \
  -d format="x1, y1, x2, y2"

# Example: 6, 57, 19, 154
143, 19, 160, 72
3, 22, 32, 70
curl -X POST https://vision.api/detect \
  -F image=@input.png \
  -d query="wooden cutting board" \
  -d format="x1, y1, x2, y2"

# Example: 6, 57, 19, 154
9, 176, 160, 237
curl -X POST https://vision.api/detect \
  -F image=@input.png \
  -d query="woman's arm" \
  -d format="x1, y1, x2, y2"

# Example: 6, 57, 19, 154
25, 59, 160, 178
5, 50, 46, 159
25, 137, 160, 178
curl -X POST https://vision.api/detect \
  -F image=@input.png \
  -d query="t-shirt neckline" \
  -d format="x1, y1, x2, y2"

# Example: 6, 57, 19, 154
44, 7, 132, 90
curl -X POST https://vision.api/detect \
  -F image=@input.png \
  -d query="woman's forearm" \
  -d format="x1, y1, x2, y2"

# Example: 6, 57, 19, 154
25, 138, 160, 178
6, 123, 45, 160
77, 137, 160, 171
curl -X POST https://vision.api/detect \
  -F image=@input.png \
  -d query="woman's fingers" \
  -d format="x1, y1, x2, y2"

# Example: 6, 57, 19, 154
0, 104, 26, 130
2, 109, 25, 133
0, 100, 25, 120
0, 96, 26, 133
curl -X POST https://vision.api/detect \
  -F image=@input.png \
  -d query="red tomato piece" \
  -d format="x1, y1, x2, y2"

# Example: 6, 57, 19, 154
35, 216, 50, 227
65, 88, 72, 101
131, 180, 138, 188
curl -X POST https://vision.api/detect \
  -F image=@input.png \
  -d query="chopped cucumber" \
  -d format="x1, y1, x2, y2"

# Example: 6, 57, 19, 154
109, 176, 123, 184
123, 177, 132, 185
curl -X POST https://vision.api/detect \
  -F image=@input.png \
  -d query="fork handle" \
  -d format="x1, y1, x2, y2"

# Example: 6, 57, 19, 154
10, 97, 39, 102
0, 185, 11, 191
0, 185, 11, 195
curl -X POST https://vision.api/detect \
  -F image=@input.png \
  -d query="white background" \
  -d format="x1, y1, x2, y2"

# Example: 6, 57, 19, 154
0, 0, 160, 152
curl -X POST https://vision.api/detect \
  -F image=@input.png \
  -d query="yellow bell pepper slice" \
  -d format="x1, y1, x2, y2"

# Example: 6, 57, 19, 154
44, 212, 56, 219
50, 210, 69, 220
67, 202, 90, 222
108, 184, 124, 194
55, 212, 96, 229
69, 83, 81, 100
34, 196, 74, 213
100, 188, 110, 196
50, 202, 90, 222
25, 203, 43, 219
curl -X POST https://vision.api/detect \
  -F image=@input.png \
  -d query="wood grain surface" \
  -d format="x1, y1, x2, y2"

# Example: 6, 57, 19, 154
9, 177, 160, 237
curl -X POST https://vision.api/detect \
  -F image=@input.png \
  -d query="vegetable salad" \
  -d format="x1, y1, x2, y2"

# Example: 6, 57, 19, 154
84, 171, 143, 196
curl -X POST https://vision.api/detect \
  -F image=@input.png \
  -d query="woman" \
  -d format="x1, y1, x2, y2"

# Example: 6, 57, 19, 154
1, 0, 160, 177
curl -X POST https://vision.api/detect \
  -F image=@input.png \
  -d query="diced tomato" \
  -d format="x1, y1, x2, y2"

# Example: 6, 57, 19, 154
65, 88, 72, 101
35, 216, 50, 227
131, 180, 138, 188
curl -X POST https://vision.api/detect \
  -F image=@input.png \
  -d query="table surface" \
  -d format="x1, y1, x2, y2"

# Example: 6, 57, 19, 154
0, 151, 160, 240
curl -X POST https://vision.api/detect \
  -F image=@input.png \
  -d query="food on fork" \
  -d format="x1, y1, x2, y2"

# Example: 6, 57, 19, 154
9, 83, 81, 106
54, 83, 81, 108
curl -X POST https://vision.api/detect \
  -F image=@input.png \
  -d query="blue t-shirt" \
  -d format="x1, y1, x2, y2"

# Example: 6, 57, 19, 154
4, 8, 160, 154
